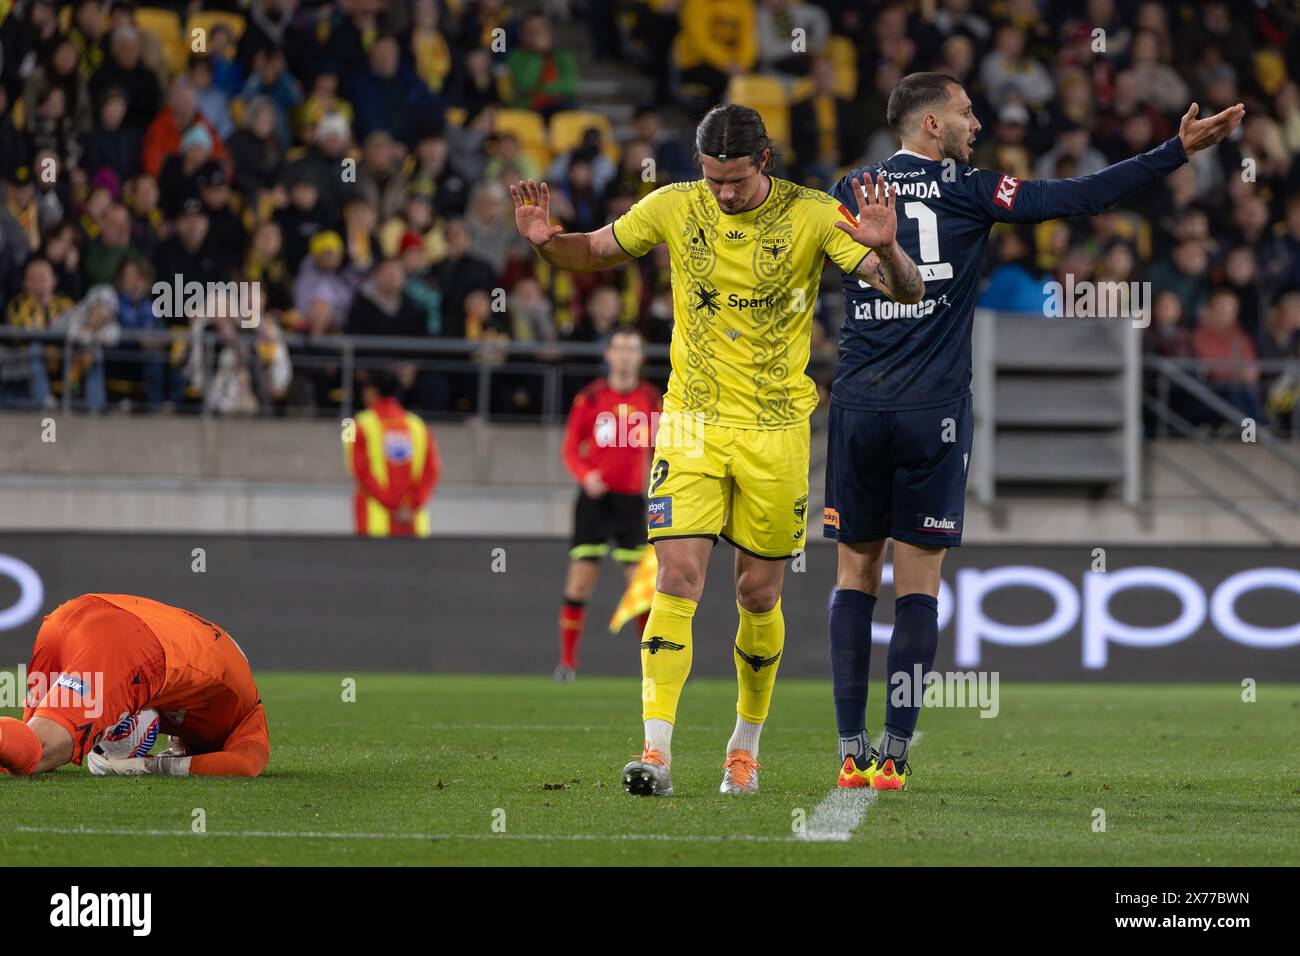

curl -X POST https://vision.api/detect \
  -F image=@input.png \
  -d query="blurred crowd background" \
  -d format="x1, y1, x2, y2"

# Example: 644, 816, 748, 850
0, 0, 1296, 435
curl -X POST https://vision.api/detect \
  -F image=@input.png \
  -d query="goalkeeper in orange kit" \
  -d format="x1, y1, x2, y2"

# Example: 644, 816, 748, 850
0, 593, 269, 778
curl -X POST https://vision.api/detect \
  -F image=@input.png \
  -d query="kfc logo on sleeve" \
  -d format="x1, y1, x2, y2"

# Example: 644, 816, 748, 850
993, 175, 1020, 210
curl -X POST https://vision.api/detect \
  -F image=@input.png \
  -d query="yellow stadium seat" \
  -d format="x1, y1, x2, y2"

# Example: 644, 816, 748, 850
825, 36, 858, 98
134, 7, 183, 47
188, 11, 247, 44
549, 110, 618, 163
494, 109, 547, 149
725, 74, 792, 150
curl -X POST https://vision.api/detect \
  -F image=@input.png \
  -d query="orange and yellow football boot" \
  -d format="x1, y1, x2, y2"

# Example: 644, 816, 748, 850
871, 757, 909, 791
836, 751, 878, 788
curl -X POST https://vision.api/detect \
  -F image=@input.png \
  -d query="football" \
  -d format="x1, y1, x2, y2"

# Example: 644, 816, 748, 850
96, 709, 161, 760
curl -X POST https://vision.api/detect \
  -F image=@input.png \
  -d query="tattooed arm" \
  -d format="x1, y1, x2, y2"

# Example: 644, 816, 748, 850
856, 243, 925, 304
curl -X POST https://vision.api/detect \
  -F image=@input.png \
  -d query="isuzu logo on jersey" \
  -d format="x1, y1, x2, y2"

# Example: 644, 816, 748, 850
993, 174, 1021, 209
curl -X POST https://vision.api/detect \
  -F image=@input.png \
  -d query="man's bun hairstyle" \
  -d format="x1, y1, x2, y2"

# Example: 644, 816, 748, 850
694, 103, 777, 168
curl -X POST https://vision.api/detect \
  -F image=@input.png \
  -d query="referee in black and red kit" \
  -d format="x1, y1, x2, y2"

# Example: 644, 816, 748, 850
555, 326, 662, 682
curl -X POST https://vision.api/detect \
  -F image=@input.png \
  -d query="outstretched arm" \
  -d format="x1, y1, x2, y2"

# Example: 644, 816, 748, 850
978, 102, 1245, 224
837, 173, 925, 304
510, 179, 633, 273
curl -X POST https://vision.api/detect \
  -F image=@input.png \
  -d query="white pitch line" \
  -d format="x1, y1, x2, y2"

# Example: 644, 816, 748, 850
798, 731, 923, 843
14, 825, 799, 844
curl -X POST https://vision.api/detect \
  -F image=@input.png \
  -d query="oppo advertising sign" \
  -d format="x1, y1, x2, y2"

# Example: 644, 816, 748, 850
0, 537, 1296, 679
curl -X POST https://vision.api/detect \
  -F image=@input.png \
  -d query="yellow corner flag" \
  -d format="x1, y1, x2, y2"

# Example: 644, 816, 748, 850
610, 547, 657, 634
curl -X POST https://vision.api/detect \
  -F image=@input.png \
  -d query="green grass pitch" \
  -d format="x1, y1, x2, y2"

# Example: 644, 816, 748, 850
2, 673, 1297, 866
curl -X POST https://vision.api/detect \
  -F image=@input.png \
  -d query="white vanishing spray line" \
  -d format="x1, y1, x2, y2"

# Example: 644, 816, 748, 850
14, 824, 798, 844
798, 731, 923, 843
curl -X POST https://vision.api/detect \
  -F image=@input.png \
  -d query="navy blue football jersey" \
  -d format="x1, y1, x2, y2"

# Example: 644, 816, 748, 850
828, 137, 1188, 409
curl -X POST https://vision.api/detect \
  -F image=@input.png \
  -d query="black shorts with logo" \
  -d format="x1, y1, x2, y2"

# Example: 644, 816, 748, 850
570, 491, 649, 563
823, 392, 973, 548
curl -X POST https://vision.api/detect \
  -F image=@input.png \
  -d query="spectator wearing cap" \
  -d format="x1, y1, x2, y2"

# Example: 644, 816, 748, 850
92, 25, 162, 133
238, 47, 302, 148
292, 231, 355, 334
196, 164, 247, 275
189, 56, 235, 142
154, 198, 226, 287
85, 86, 141, 181
142, 79, 226, 180
346, 34, 443, 142
1193, 288, 1266, 425
398, 231, 442, 336
81, 202, 139, 288
158, 124, 216, 219
285, 112, 357, 225
227, 96, 286, 208
507, 12, 578, 118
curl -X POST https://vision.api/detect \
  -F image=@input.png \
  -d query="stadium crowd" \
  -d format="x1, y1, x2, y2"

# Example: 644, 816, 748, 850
0, 0, 1295, 434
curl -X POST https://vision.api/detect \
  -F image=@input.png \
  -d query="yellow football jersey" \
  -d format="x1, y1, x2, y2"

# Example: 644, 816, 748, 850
612, 177, 870, 429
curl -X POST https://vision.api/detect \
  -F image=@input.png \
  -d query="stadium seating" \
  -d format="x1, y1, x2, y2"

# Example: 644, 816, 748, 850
549, 110, 620, 163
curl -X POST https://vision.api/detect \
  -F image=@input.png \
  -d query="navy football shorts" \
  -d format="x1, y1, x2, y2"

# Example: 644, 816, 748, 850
823, 392, 973, 548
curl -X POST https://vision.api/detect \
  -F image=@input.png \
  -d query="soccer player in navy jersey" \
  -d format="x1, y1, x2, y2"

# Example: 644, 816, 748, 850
823, 73, 1244, 790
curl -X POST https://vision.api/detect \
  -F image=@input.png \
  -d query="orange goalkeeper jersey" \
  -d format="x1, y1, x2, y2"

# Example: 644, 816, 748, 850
25, 593, 266, 768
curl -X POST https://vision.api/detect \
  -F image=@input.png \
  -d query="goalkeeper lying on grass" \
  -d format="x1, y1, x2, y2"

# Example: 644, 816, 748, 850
0, 593, 268, 778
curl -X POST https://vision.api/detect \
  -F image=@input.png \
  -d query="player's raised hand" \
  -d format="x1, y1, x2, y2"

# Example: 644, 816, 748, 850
510, 179, 563, 246
836, 172, 898, 250
1178, 102, 1245, 154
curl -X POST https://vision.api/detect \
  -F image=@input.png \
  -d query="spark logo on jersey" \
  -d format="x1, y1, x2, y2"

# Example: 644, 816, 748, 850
647, 496, 672, 528
993, 175, 1020, 210
917, 513, 962, 533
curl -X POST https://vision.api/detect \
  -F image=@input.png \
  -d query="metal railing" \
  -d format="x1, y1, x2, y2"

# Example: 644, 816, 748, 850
0, 325, 843, 424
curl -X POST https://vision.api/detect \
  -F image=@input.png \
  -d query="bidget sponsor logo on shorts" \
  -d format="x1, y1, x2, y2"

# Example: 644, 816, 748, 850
647, 496, 673, 529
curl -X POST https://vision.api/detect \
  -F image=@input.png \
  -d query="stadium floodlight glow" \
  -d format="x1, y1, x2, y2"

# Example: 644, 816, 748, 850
1083, 566, 1206, 668
0, 553, 43, 632
1211, 568, 1300, 649
870, 563, 954, 642
954, 566, 1080, 667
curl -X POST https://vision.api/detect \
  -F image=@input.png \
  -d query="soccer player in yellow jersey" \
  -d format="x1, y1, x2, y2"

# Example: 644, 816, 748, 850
511, 105, 923, 796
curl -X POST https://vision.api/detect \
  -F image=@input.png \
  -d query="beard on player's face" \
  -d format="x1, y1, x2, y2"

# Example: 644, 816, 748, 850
941, 122, 975, 163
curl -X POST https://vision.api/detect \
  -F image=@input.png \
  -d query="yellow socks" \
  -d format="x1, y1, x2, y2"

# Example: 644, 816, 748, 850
640, 591, 696, 725
734, 598, 785, 725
